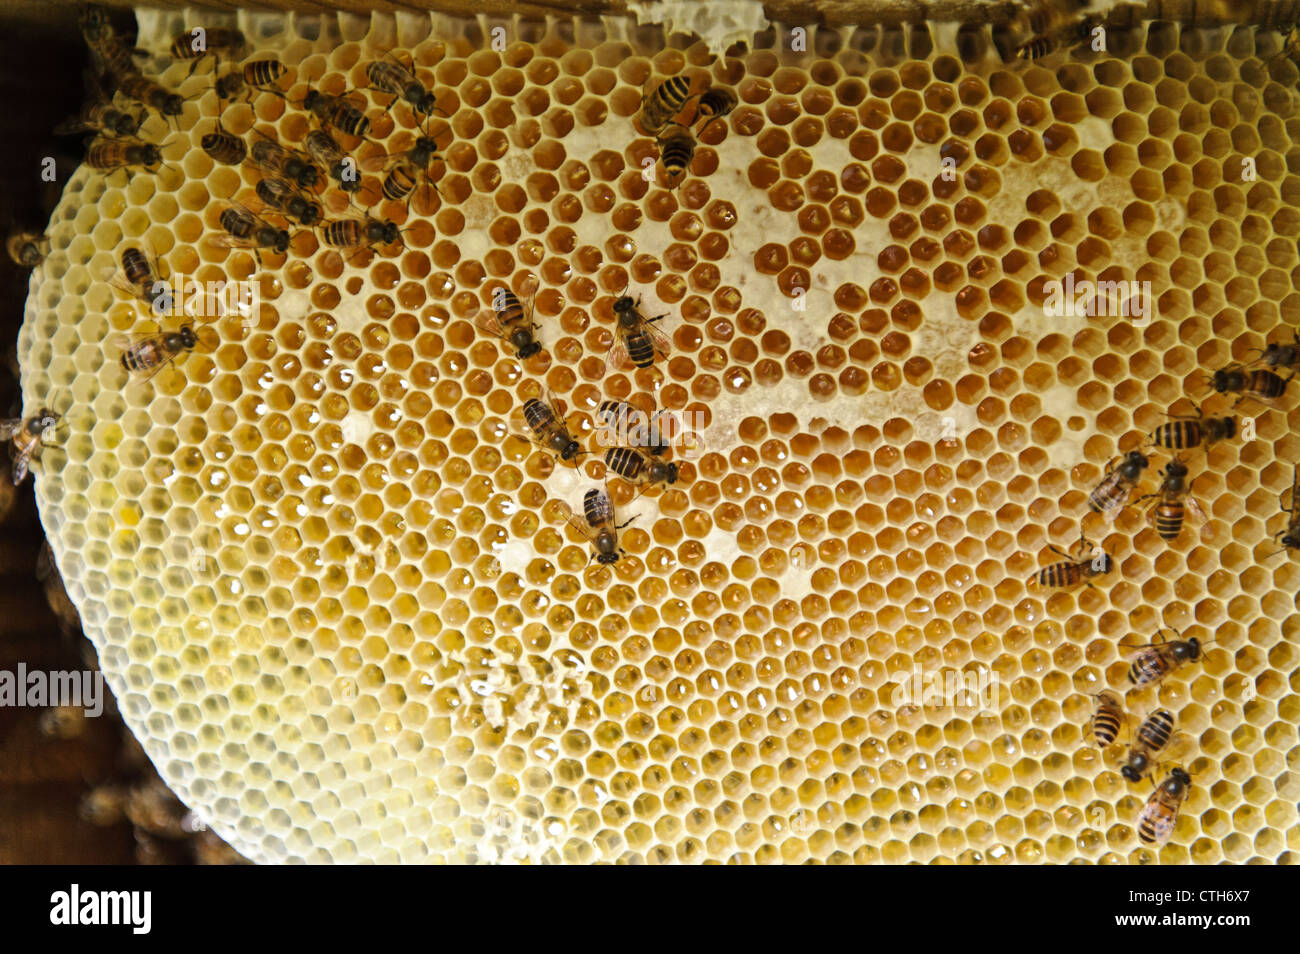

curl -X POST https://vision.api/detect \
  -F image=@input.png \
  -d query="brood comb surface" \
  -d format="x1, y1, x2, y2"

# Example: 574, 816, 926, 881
16, 11, 1300, 863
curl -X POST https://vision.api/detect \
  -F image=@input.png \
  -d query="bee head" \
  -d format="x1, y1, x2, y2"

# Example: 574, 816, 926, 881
34, 409, 60, 433
1282, 533, 1300, 549
178, 326, 199, 349
162, 94, 184, 117
514, 337, 541, 360
114, 113, 139, 137
561, 441, 583, 462
595, 552, 619, 566
663, 461, 679, 484
299, 205, 322, 227
1170, 768, 1191, 788
1093, 552, 1114, 575
1211, 368, 1230, 392
1121, 761, 1146, 784
613, 295, 635, 318
144, 145, 164, 166
1165, 458, 1187, 479
1126, 450, 1149, 470
274, 230, 290, 254
302, 90, 321, 111
1186, 637, 1201, 661
1222, 416, 1237, 439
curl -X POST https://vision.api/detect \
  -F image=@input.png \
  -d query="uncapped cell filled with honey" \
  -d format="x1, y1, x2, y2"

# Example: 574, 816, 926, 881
14, 7, 1300, 863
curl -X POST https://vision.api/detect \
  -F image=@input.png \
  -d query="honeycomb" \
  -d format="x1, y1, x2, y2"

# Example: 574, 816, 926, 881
15, 7, 1300, 864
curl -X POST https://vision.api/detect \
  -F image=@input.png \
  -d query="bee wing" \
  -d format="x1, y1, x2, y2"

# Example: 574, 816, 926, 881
1184, 495, 1208, 529
358, 145, 408, 173
53, 116, 100, 136
0, 417, 23, 440
642, 319, 672, 358
384, 49, 419, 81
605, 335, 630, 373
338, 90, 369, 111
208, 233, 261, 250
11, 452, 31, 486
542, 389, 567, 422
566, 510, 597, 541
108, 271, 143, 300
475, 307, 508, 340
1124, 642, 1167, 664
1162, 733, 1192, 764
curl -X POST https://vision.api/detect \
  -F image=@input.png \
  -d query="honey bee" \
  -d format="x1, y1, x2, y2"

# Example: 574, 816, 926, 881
607, 292, 671, 372
1271, 463, 1300, 556
567, 487, 634, 566
637, 74, 695, 137
1121, 709, 1176, 784
366, 53, 439, 115
1006, 0, 1102, 61
476, 284, 541, 359
86, 136, 166, 174
170, 27, 246, 75
1205, 363, 1294, 407
109, 245, 171, 314
1136, 767, 1192, 846
319, 211, 402, 259
1088, 450, 1149, 521
604, 445, 679, 489
215, 58, 290, 104
1127, 628, 1204, 687
113, 73, 185, 125
255, 177, 323, 227
248, 130, 323, 192
1254, 330, 1300, 372
305, 129, 361, 193
520, 392, 584, 462
371, 124, 446, 209
6, 231, 49, 268
596, 400, 673, 456
1087, 690, 1125, 748
1, 408, 63, 485
302, 88, 371, 139
54, 92, 141, 138
213, 203, 292, 262
1027, 534, 1113, 591
1147, 404, 1236, 452
1140, 458, 1206, 541
693, 87, 737, 138
657, 124, 696, 187
200, 117, 246, 165
116, 325, 200, 382
83, 12, 144, 84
